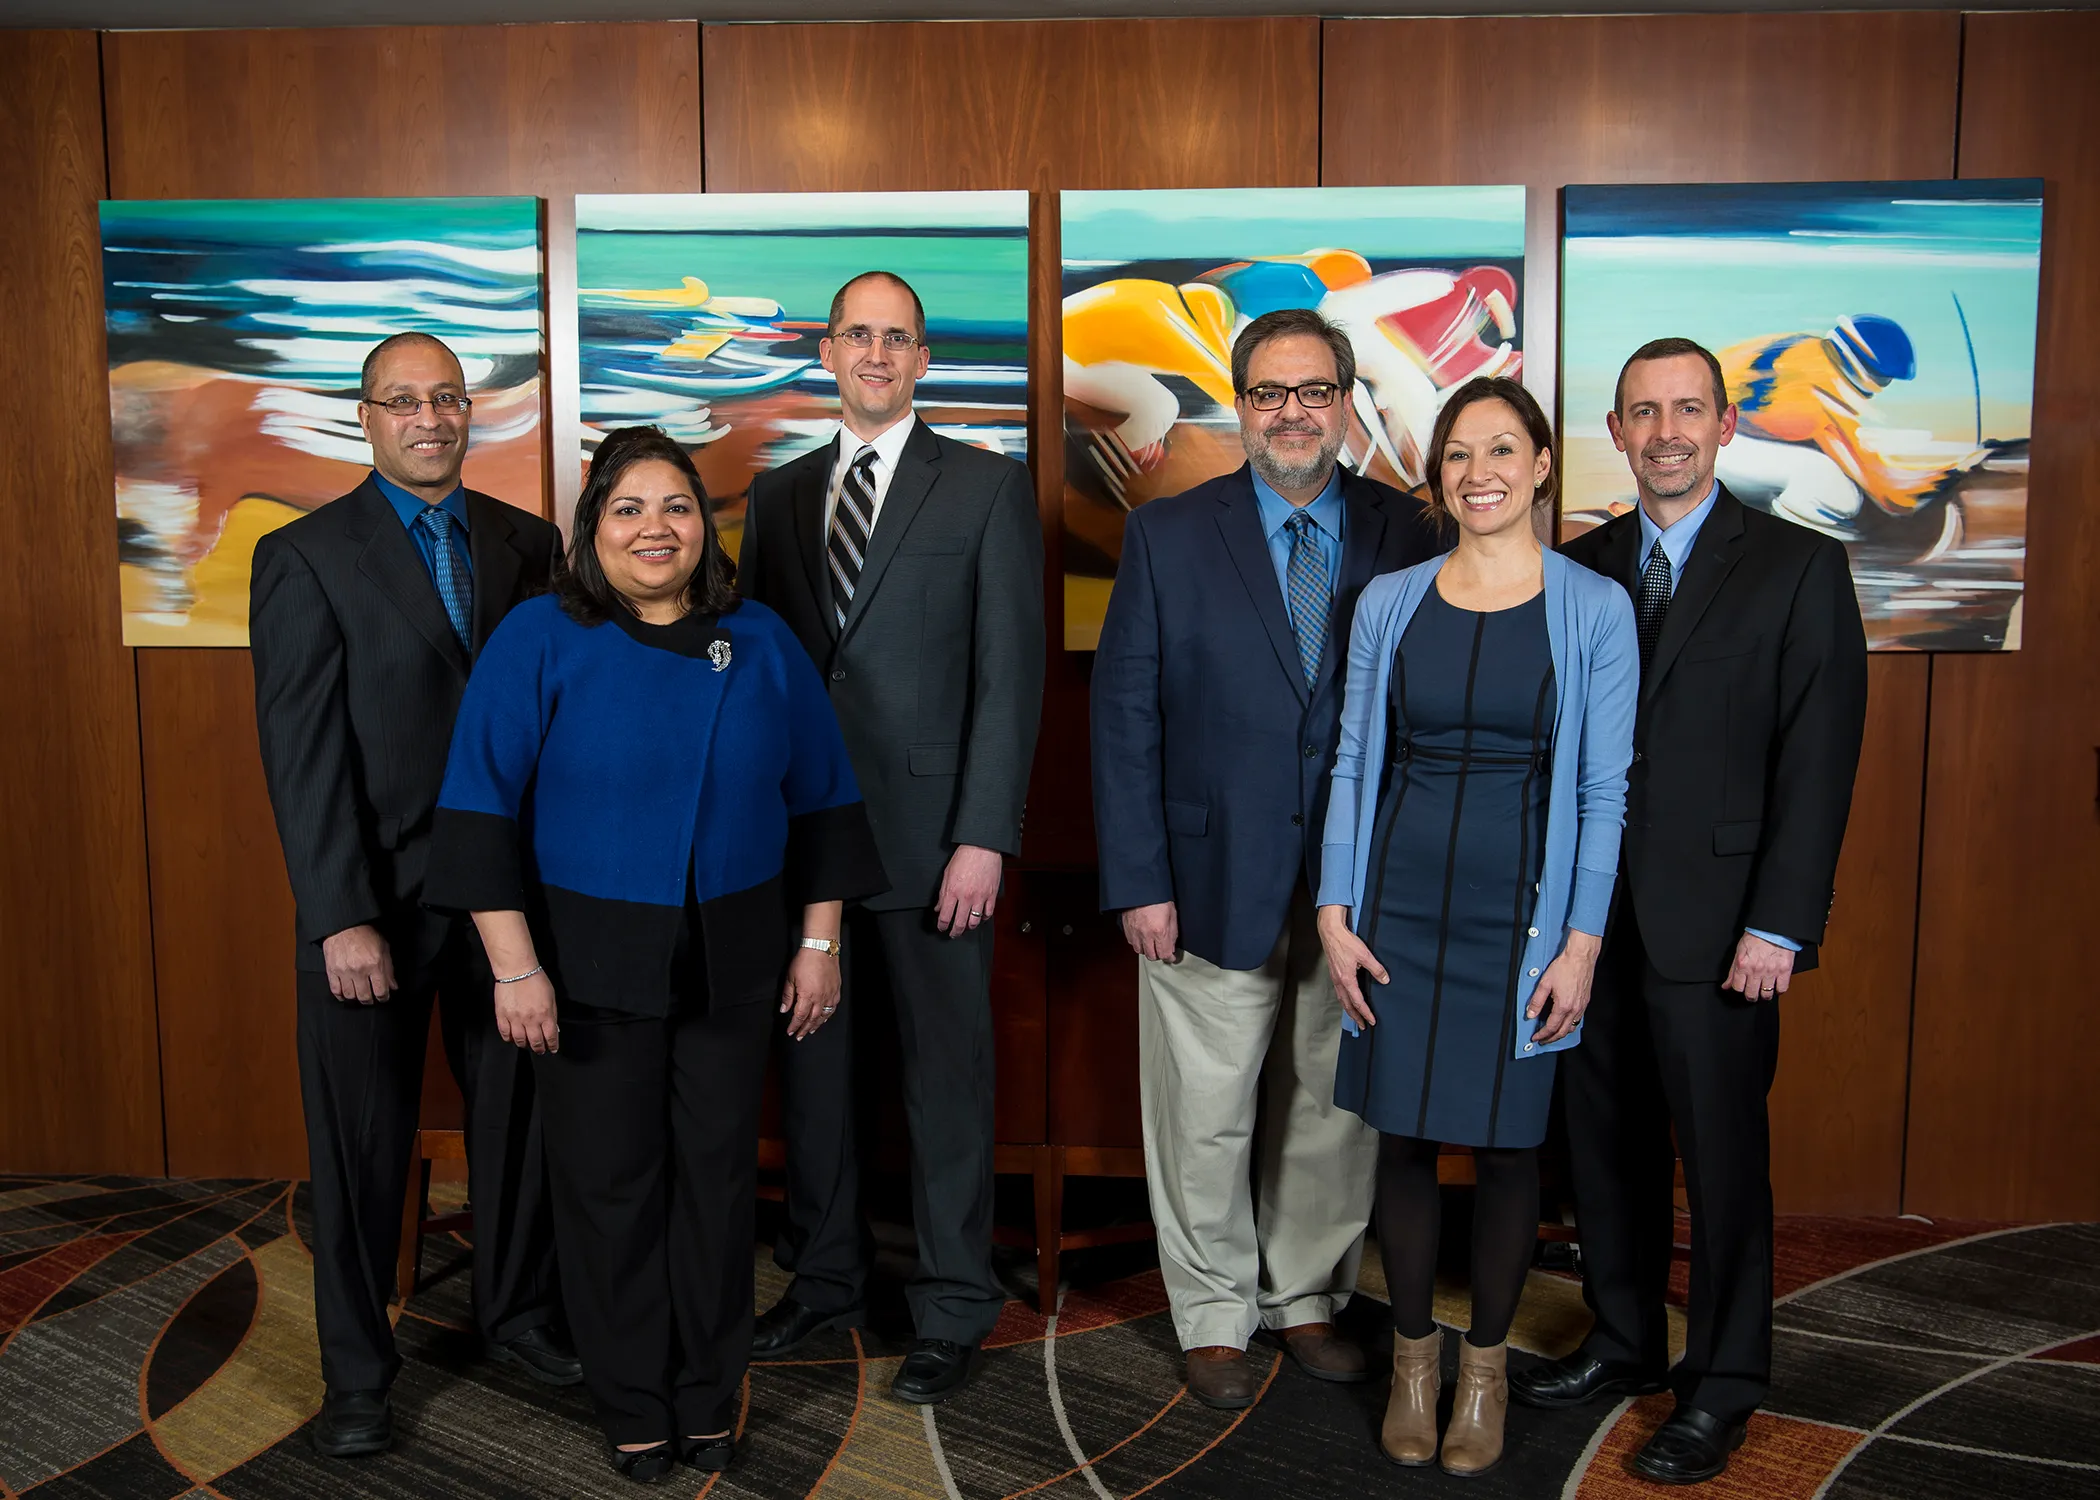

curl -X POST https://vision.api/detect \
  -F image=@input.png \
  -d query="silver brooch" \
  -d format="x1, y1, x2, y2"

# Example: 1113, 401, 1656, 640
707, 637, 732, 672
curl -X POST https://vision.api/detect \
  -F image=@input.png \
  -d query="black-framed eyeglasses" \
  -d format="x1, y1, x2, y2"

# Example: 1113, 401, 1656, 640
1242, 381, 1341, 411
363, 393, 473, 416
830, 327, 922, 351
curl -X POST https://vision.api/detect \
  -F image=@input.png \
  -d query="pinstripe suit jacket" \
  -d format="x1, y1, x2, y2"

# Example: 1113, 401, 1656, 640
250, 475, 561, 974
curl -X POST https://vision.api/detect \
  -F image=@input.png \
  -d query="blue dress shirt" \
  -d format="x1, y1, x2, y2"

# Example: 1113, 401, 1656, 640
1251, 466, 1343, 602
373, 470, 474, 586
1637, 480, 1799, 955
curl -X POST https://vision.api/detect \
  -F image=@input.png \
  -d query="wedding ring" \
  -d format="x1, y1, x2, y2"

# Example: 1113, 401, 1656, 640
821, 1006, 836, 1013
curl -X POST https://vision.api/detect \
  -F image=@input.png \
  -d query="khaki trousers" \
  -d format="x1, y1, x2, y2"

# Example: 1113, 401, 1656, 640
1137, 886, 1379, 1352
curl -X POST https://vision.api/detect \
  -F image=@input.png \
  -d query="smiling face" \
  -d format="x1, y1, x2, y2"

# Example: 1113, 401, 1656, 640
1235, 332, 1350, 500
357, 338, 469, 501
1437, 397, 1553, 541
1607, 353, 1738, 512
592, 457, 708, 622
819, 276, 930, 439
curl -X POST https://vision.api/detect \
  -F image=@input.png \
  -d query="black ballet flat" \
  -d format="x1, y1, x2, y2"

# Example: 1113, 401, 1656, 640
679, 1434, 735, 1471
606, 1440, 676, 1485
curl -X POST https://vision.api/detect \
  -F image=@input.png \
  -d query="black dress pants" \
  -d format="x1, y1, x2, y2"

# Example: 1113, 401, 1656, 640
768, 924, 867, 1317
533, 994, 772, 1445
295, 929, 558, 1394
1562, 894, 1782, 1426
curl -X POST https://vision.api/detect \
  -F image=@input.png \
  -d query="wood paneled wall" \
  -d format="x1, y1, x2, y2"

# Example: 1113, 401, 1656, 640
4, 13, 2093, 1219
98, 21, 701, 1177
1904, 11, 2100, 1221
0, 32, 165, 1175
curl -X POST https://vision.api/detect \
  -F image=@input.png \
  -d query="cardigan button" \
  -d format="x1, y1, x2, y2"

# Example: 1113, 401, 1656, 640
1528, 968, 1540, 978
1524, 1042, 1535, 1052
1527, 926, 1539, 937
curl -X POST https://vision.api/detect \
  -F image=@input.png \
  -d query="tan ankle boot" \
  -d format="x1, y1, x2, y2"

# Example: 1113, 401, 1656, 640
1379, 1330, 1442, 1466
1440, 1338, 1507, 1477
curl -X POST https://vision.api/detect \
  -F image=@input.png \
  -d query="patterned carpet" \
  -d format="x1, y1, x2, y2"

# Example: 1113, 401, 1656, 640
2, 1175, 2096, 1498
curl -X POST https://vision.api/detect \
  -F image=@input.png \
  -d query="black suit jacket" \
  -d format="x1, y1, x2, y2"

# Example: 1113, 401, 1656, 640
251, 476, 562, 973
1091, 465, 1442, 969
1560, 486, 1868, 982
739, 418, 1046, 910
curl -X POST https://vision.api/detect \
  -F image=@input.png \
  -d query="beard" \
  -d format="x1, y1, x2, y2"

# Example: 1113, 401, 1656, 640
1638, 446, 1709, 499
1244, 420, 1345, 493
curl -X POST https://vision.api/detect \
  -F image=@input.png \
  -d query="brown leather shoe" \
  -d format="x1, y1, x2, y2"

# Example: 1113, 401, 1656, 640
1441, 1338, 1508, 1477
1379, 1330, 1442, 1466
1276, 1321, 1369, 1383
1183, 1346, 1256, 1410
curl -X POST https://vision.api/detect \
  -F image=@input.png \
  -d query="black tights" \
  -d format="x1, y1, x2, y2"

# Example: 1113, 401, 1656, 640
1376, 1134, 1539, 1348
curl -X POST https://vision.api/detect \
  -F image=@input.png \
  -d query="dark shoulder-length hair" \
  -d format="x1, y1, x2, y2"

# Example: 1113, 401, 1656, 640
553, 425, 739, 625
1422, 375, 1558, 535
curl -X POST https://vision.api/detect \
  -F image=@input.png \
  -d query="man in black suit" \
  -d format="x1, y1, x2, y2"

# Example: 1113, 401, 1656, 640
738, 272, 1045, 1403
252, 333, 578, 1459
1513, 338, 1867, 1484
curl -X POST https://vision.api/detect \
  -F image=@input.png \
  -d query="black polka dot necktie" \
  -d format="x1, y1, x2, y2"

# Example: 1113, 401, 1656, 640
1636, 538, 1673, 670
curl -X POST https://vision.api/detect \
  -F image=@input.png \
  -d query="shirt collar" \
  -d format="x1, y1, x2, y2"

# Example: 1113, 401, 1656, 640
372, 470, 469, 533
1251, 464, 1345, 544
1638, 479, 1719, 577
836, 411, 917, 473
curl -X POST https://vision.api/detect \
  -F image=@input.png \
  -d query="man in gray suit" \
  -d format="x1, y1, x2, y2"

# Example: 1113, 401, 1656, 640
738, 271, 1045, 1403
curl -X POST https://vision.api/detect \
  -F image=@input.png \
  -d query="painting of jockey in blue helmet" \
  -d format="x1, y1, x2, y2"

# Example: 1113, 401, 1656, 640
1561, 179, 2042, 652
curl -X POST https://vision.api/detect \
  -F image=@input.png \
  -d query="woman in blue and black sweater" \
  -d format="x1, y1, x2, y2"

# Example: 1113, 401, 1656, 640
425, 426, 886, 1484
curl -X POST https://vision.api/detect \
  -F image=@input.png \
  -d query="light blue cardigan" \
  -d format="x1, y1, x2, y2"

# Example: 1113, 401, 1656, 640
1316, 550, 1639, 1057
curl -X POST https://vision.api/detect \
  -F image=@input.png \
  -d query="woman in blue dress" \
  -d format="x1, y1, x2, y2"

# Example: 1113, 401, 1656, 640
1316, 378, 1637, 1477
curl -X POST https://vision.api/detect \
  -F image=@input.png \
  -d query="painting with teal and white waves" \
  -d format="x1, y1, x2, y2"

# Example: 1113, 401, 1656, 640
100, 197, 543, 646
574, 192, 1029, 560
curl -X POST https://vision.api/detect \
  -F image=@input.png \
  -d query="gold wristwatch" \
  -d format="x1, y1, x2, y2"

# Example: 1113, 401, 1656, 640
799, 936, 842, 957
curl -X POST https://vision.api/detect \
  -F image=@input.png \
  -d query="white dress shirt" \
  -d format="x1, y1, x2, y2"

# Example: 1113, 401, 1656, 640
824, 411, 919, 542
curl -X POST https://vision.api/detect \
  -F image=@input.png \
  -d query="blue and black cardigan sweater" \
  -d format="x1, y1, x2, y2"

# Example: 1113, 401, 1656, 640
424, 594, 887, 1017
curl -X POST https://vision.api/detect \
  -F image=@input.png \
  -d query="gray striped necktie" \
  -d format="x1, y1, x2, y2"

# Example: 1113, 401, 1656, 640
827, 447, 879, 630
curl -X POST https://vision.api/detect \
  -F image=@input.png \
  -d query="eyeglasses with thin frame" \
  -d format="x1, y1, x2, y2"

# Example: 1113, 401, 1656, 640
829, 327, 922, 352
1242, 381, 1342, 412
363, 393, 473, 417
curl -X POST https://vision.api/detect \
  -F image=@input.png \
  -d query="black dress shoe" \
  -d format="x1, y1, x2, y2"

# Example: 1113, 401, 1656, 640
751, 1297, 865, 1357
678, 1434, 735, 1472
1630, 1406, 1747, 1485
1508, 1349, 1668, 1410
488, 1325, 585, 1386
312, 1388, 392, 1458
890, 1338, 977, 1404
605, 1440, 676, 1485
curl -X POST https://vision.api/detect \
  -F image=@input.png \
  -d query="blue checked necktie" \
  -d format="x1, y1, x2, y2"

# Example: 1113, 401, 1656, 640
1282, 511, 1331, 689
827, 447, 878, 630
1636, 538, 1673, 671
415, 505, 471, 648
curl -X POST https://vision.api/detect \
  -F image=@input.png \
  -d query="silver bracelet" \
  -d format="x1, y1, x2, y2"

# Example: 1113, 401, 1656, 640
494, 963, 543, 985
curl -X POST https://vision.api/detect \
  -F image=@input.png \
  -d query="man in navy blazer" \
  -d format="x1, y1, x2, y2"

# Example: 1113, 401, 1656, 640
1092, 308, 1442, 1408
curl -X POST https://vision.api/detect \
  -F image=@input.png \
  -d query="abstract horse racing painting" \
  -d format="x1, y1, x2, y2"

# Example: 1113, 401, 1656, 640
1561, 180, 2043, 652
573, 191, 1029, 559
102, 197, 545, 647
1060, 186, 1527, 649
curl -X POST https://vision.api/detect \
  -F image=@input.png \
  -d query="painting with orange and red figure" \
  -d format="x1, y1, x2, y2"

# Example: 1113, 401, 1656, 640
1060, 187, 1527, 649
100, 197, 544, 646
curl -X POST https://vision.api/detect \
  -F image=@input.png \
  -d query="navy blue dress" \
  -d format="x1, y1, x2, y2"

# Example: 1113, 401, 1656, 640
1335, 586, 1558, 1149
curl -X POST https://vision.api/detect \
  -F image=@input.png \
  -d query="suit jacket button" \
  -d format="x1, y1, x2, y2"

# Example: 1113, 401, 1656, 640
830, 669, 846, 682
1290, 813, 1304, 826
1303, 743, 1317, 757
1631, 751, 1645, 763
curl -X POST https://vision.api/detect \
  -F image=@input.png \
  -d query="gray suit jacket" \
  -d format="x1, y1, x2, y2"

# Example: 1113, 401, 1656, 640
739, 418, 1046, 909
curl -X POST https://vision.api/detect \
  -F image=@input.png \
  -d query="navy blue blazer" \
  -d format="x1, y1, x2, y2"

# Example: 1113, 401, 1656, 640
1091, 464, 1443, 970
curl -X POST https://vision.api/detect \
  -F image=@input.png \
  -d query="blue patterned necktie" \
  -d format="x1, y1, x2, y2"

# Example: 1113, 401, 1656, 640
415, 505, 471, 648
1636, 537, 1673, 671
1282, 511, 1331, 689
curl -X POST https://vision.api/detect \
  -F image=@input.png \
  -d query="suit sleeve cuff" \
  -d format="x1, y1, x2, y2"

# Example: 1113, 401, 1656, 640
1567, 867, 1616, 937
1745, 926, 1802, 952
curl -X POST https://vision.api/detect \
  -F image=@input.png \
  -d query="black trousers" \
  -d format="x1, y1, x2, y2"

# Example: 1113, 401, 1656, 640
1562, 893, 1782, 1426
772, 907, 1003, 1343
295, 929, 558, 1394
534, 995, 772, 1445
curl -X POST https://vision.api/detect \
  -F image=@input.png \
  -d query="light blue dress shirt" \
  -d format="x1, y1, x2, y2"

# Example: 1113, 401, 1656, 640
1250, 466, 1343, 602
373, 469, 474, 587
1637, 480, 1799, 955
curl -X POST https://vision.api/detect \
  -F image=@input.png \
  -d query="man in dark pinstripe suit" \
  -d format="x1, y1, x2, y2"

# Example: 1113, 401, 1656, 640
251, 333, 577, 1459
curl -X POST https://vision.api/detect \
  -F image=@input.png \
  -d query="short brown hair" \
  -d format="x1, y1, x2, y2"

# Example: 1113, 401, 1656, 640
1614, 336, 1728, 414
1230, 307, 1356, 399
827, 270, 926, 342
1423, 376, 1557, 534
